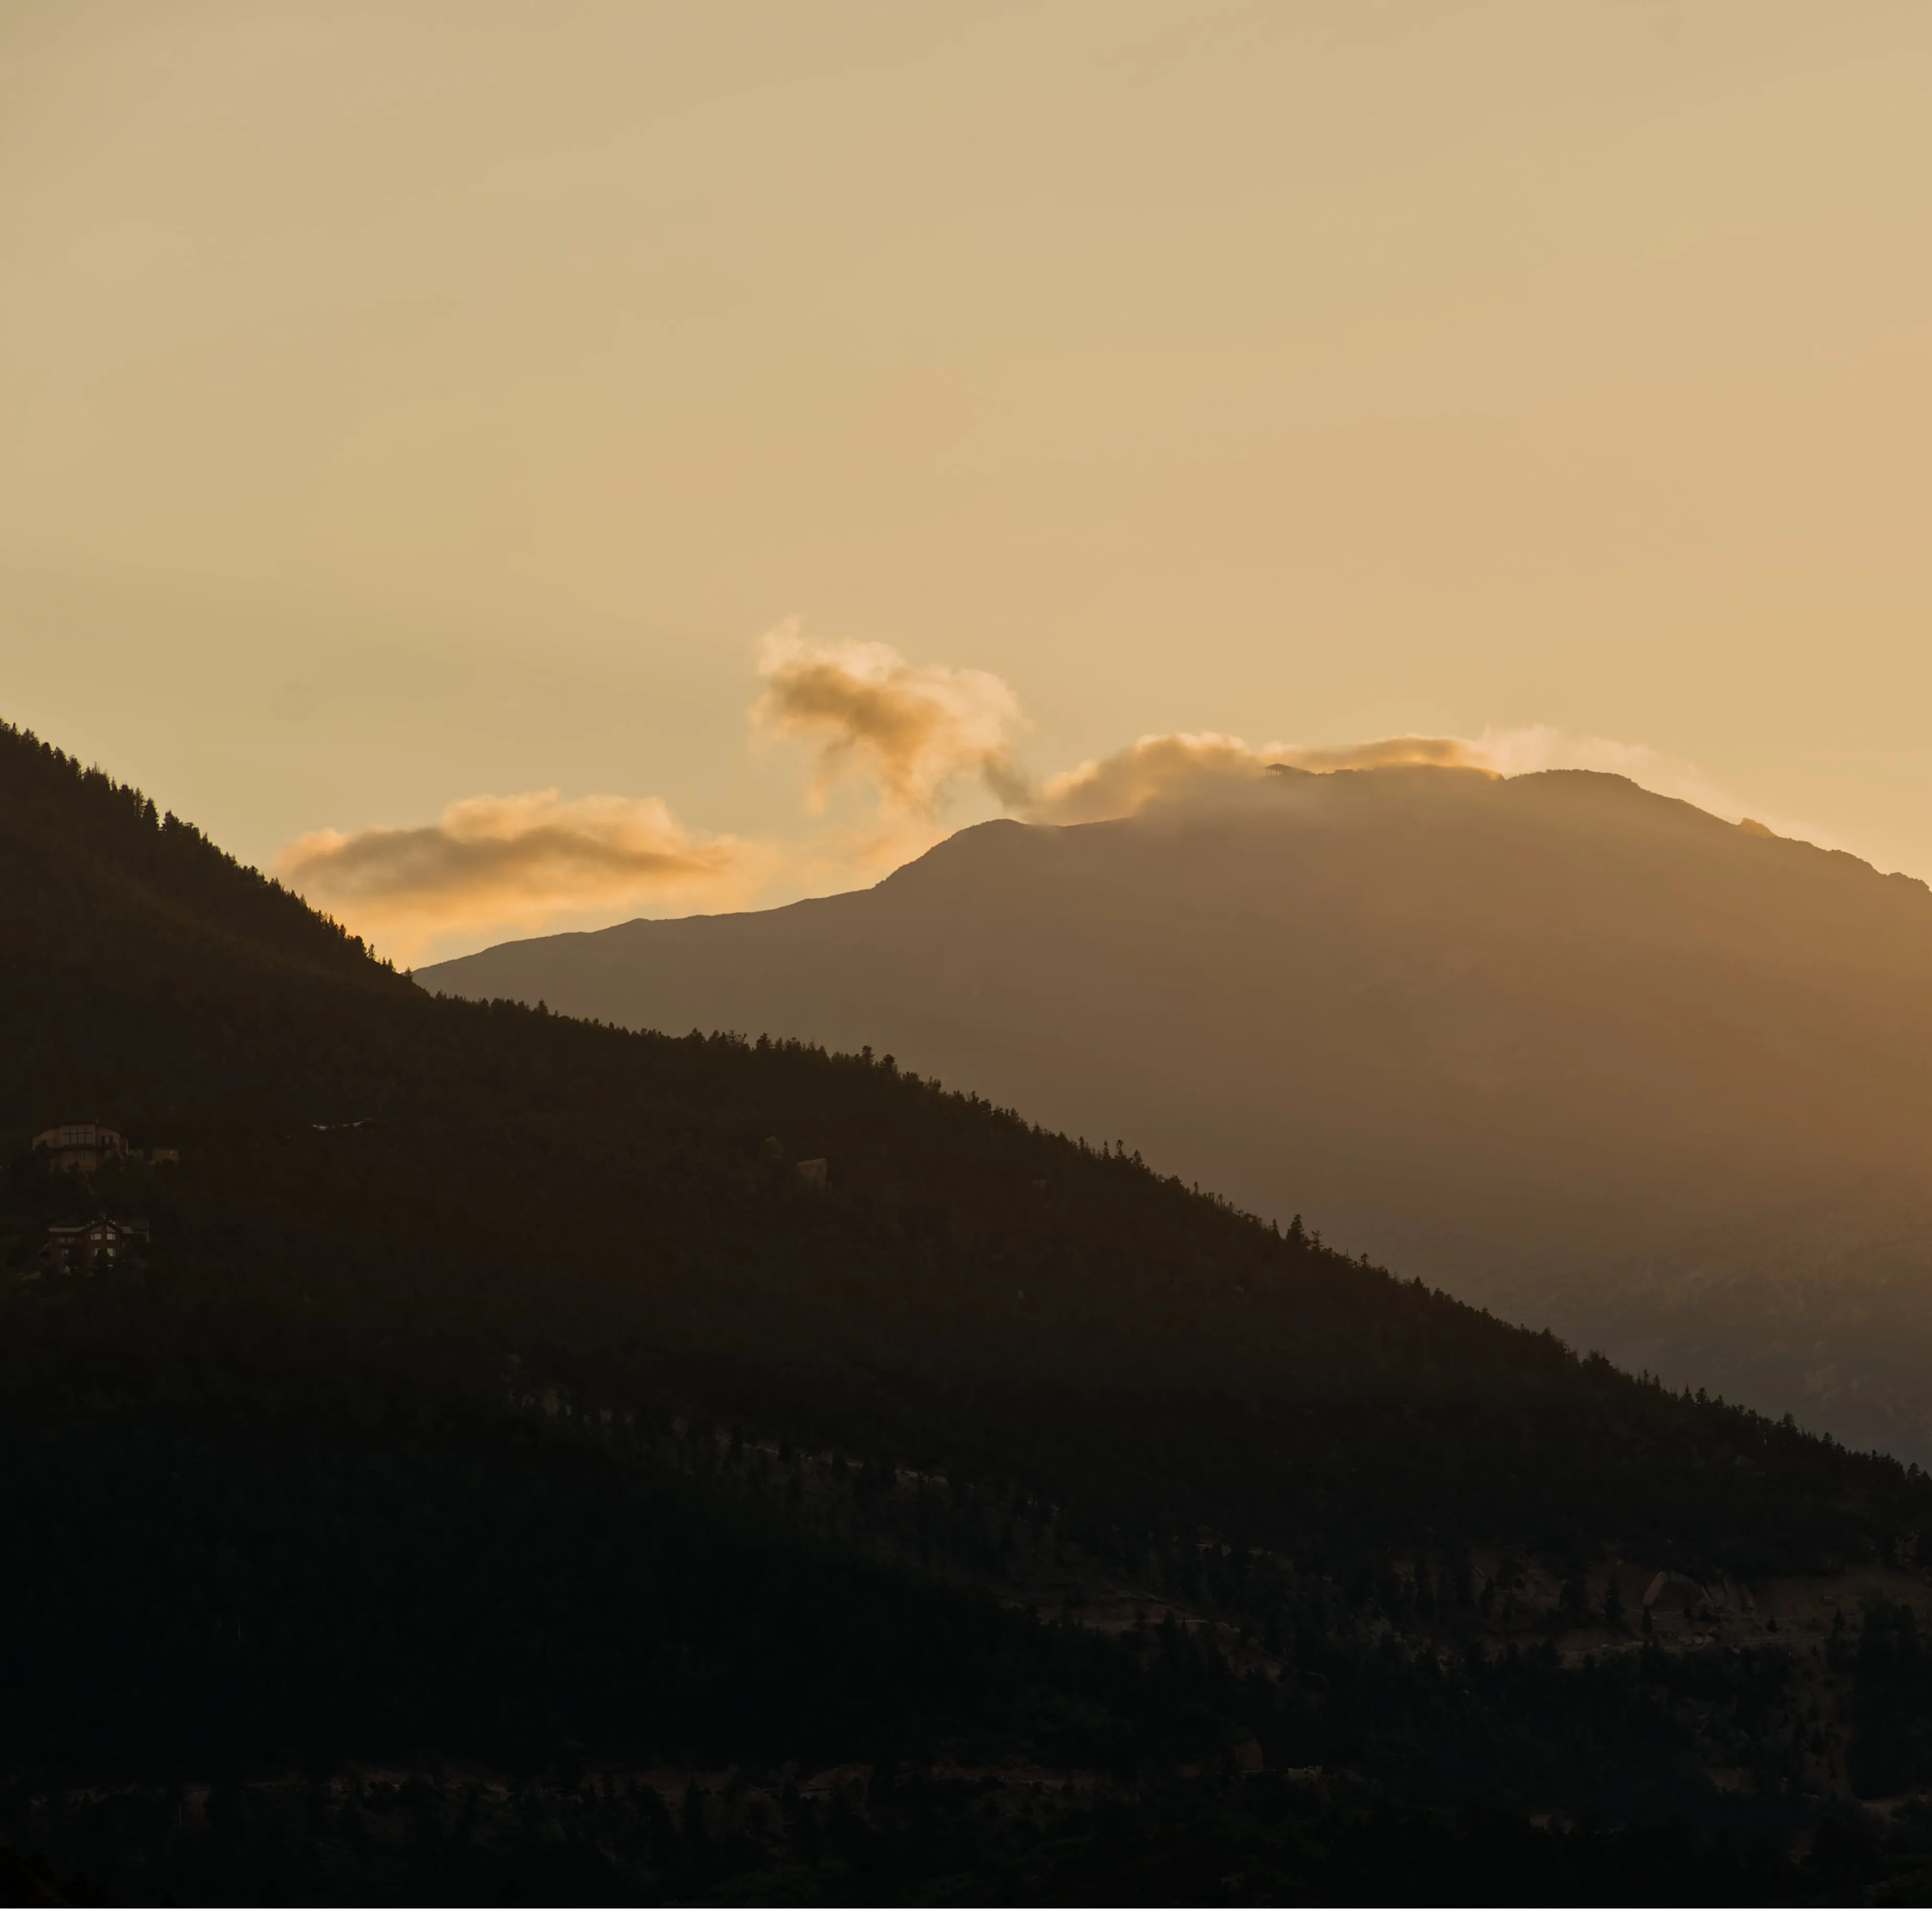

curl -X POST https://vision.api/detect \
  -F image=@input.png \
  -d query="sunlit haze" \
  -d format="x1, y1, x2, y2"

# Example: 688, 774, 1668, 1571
5, 1, 1930, 962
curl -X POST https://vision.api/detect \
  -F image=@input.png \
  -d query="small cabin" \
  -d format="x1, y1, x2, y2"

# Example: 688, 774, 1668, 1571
42, 1215, 149, 1275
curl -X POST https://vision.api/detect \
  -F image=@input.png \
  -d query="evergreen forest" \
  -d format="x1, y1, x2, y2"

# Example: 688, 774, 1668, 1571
7, 717, 1932, 1904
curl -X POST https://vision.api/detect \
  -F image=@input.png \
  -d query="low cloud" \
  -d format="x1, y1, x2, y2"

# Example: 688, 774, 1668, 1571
1030, 731, 1493, 823
278, 790, 762, 944
1458, 725, 1756, 826
1023, 723, 1797, 831
1288, 734, 1495, 775
753, 619, 1030, 815
1032, 733, 1278, 822
279, 622, 1809, 965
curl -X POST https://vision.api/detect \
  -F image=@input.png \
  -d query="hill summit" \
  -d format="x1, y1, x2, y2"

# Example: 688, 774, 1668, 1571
419, 763, 1932, 1460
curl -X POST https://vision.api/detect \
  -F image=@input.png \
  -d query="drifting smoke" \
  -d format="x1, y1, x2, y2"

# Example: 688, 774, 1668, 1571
278, 791, 761, 936
753, 620, 1030, 815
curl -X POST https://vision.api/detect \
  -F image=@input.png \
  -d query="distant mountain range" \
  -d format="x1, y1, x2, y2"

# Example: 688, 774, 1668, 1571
420, 766, 1932, 1462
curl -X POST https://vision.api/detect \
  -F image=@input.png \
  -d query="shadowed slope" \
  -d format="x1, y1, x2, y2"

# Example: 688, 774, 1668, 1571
0, 715, 1916, 1569
12, 719, 1932, 1900
419, 766, 1932, 1458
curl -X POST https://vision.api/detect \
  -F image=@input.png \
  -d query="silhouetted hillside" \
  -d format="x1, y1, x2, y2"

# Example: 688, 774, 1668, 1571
419, 765, 1932, 1462
8, 717, 1932, 1904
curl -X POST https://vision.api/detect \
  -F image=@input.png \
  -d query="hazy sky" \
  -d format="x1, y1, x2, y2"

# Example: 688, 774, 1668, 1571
5, 1, 1929, 962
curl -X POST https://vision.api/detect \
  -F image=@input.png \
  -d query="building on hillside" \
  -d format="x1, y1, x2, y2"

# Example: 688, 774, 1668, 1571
32, 1124, 127, 1173
41, 1215, 149, 1275
29, 1126, 178, 1170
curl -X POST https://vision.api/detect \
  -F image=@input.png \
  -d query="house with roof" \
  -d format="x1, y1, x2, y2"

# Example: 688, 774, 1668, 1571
32, 1123, 127, 1174
41, 1215, 149, 1275
30, 1125, 179, 1171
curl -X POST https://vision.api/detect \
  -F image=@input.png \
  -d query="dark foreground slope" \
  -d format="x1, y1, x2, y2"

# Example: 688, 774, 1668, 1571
421, 766, 1932, 1463
8, 722, 1932, 1903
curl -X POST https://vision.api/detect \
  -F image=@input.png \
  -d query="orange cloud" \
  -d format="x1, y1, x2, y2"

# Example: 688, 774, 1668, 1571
278, 622, 1808, 967
1030, 731, 1494, 823
277, 790, 762, 932
753, 619, 1030, 815
1031, 732, 1276, 821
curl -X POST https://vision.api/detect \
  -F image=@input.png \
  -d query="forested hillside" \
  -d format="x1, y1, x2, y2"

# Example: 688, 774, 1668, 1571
7, 718, 1932, 1904
419, 764, 1932, 1463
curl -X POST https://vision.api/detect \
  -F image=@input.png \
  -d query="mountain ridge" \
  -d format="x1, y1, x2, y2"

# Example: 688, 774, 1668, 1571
418, 763, 1932, 1462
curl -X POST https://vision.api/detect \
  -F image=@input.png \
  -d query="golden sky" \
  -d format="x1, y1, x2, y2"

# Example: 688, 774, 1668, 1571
4, 1, 1929, 963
